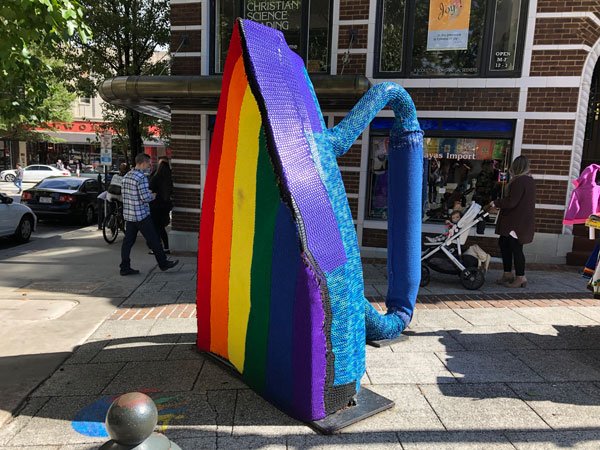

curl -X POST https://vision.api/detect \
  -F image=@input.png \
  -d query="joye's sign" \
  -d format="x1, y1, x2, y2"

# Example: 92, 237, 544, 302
427, 0, 472, 51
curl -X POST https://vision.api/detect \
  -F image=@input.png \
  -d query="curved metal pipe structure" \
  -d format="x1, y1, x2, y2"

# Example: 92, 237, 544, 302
99, 75, 371, 121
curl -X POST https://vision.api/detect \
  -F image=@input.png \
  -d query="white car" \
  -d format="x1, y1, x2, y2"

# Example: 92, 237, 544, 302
0, 165, 71, 183
0, 193, 36, 242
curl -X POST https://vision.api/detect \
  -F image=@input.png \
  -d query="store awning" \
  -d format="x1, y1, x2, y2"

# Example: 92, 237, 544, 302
46, 131, 97, 144
99, 75, 371, 121
42, 131, 163, 147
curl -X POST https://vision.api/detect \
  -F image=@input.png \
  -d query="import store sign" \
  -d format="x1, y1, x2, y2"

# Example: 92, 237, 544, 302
427, 0, 471, 51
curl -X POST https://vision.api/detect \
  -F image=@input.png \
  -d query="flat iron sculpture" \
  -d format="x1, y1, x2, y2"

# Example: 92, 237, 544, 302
196, 19, 423, 426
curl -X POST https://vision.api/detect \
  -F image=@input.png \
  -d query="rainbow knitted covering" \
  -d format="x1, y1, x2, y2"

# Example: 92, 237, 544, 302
196, 19, 423, 422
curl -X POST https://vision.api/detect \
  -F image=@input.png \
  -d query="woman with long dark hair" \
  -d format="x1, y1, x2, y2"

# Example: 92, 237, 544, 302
149, 157, 173, 254
490, 156, 536, 288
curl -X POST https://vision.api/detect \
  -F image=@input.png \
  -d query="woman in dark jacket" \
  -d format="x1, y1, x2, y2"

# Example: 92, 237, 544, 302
150, 157, 173, 253
490, 156, 536, 288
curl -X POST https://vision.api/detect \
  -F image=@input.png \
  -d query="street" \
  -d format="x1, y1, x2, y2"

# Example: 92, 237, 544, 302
0, 194, 164, 427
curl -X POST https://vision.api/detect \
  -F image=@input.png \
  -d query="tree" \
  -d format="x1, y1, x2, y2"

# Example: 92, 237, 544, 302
0, 58, 76, 141
66, 0, 170, 163
0, 0, 90, 139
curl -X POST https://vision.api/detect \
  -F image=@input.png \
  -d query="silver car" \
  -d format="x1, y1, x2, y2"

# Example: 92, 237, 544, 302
0, 164, 71, 183
0, 193, 36, 242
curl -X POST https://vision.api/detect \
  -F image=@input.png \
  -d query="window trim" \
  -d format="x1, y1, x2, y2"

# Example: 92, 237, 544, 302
373, 0, 529, 79
209, 0, 334, 75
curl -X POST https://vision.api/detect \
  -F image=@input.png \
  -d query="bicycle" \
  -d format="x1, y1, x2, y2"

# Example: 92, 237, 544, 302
103, 200, 125, 244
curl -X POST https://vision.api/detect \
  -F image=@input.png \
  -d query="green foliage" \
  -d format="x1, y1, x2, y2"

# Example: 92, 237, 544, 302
0, 0, 91, 71
0, 0, 89, 139
66, 0, 170, 162
0, 56, 77, 140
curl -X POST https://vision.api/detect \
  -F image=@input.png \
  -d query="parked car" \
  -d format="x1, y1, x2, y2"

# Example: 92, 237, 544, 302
0, 165, 71, 183
20, 177, 100, 224
0, 193, 36, 242
80, 168, 119, 186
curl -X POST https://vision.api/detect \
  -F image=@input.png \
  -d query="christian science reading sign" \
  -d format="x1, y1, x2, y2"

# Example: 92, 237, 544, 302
245, 1, 301, 32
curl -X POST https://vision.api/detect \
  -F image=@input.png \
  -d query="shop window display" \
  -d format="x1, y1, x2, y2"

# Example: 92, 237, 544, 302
367, 128, 512, 222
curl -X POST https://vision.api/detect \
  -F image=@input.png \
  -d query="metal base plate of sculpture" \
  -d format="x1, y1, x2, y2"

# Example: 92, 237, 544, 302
196, 18, 423, 429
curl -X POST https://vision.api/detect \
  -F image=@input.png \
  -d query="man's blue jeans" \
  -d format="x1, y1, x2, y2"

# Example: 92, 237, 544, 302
120, 216, 168, 270
14, 178, 22, 192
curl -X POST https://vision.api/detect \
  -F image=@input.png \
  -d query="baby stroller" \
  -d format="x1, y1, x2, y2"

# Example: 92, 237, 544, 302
421, 202, 489, 290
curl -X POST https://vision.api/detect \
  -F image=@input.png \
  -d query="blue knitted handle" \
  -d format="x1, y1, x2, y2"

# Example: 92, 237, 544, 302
327, 82, 423, 339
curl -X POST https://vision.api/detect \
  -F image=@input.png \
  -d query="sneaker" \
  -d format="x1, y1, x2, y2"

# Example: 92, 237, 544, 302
120, 268, 140, 276
160, 259, 179, 271
148, 249, 170, 255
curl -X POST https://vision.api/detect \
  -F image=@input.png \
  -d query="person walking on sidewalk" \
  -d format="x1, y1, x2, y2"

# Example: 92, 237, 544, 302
14, 163, 23, 193
489, 155, 536, 288
120, 153, 178, 276
149, 156, 173, 254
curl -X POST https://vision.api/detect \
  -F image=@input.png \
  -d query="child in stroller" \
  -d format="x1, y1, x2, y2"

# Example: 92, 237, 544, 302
426, 209, 463, 243
421, 202, 490, 290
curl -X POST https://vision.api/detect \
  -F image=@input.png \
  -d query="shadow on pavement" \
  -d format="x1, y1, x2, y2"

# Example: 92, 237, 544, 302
1, 330, 600, 448
434, 325, 600, 393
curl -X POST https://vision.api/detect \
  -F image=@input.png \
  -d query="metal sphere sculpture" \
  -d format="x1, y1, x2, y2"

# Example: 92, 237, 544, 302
100, 392, 181, 450
105, 392, 157, 445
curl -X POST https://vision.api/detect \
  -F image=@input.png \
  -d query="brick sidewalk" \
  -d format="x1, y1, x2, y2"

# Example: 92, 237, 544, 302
109, 295, 600, 321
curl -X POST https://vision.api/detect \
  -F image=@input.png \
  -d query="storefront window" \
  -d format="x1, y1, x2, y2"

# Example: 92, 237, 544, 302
378, 0, 406, 73
215, 0, 237, 74
375, 0, 528, 77
489, 0, 522, 72
411, 0, 486, 77
367, 118, 514, 222
213, 0, 331, 74
307, 1, 331, 72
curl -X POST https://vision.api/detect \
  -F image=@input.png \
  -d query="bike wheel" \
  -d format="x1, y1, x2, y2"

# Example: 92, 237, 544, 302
103, 214, 119, 244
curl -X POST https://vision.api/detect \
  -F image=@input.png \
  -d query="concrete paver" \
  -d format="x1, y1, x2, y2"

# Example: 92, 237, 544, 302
366, 350, 458, 385
32, 363, 124, 397
288, 432, 402, 449
345, 384, 445, 432
102, 360, 203, 394
409, 309, 473, 328
193, 359, 248, 391
231, 389, 310, 437
509, 323, 600, 350
510, 382, 600, 429
506, 431, 600, 449
511, 349, 600, 382
393, 327, 466, 352
453, 307, 536, 326
397, 431, 516, 449
570, 306, 600, 322
420, 383, 551, 431
447, 325, 539, 351
441, 350, 544, 383
513, 307, 599, 326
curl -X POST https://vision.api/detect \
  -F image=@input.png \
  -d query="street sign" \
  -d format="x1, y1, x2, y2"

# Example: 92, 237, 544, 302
100, 131, 112, 166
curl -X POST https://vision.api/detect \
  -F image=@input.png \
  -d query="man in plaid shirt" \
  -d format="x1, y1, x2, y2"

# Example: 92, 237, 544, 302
119, 153, 178, 276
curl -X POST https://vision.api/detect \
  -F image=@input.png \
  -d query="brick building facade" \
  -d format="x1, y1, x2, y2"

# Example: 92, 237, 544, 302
166, 0, 600, 263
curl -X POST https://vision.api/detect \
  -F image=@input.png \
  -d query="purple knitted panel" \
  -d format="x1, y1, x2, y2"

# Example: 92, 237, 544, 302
287, 50, 324, 135
292, 261, 327, 420
241, 19, 346, 272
